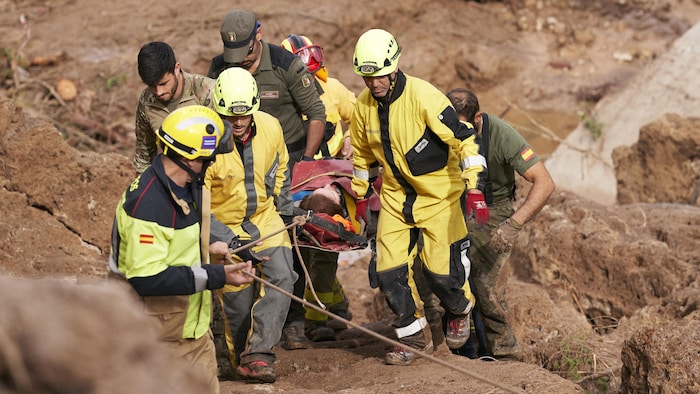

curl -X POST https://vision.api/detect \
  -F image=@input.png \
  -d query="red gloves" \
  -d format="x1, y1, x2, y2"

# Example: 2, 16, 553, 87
466, 192, 490, 225
355, 198, 370, 223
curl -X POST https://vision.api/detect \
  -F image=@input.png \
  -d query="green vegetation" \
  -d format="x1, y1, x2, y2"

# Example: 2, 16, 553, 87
553, 335, 594, 381
578, 108, 603, 139
537, 334, 612, 392
0, 48, 22, 83
101, 72, 127, 90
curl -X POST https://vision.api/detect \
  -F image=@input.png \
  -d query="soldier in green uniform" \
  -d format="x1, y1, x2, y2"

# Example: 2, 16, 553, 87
446, 88, 555, 360
133, 41, 215, 173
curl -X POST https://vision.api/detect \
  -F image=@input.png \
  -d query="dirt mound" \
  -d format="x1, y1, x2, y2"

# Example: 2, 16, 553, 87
621, 320, 700, 394
0, 100, 133, 280
613, 113, 700, 205
546, 20, 700, 205
0, 275, 209, 393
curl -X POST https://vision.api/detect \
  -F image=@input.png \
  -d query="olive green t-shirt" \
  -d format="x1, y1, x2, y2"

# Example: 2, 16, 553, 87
482, 114, 540, 203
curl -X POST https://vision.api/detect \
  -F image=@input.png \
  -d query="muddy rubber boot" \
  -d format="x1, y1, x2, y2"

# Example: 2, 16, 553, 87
327, 308, 353, 331
280, 322, 310, 350
305, 321, 335, 342
384, 325, 434, 366
446, 311, 472, 350
422, 294, 445, 345
235, 360, 277, 383
492, 332, 522, 361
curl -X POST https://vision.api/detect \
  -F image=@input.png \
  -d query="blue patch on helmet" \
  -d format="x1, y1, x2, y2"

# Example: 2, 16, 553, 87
201, 135, 217, 149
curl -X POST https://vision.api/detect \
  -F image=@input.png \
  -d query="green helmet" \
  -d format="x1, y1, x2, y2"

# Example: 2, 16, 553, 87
353, 29, 401, 77
213, 67, 260, 116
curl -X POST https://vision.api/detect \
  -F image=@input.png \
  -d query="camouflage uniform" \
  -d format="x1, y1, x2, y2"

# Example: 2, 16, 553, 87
133, 71, 214, 173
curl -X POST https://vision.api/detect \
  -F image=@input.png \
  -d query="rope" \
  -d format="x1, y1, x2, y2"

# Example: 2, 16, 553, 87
290, 222, 325, 309
223, 253, 525, 394
227, 214, 325, 309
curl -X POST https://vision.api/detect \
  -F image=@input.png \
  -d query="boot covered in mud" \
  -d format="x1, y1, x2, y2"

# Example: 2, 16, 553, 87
384, 321, 434, 366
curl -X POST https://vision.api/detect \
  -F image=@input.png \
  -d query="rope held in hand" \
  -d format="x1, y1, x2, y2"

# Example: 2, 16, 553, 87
227, 214, 325, 309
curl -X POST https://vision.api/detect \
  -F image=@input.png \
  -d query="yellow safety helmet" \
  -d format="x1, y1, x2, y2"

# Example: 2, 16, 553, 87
281, 34, 324, 74
213, 67, 260, 117
158, 105, 227, 160
353, 29, 401, 77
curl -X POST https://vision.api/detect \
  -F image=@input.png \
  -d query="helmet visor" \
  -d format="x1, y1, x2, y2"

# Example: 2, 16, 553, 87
296, 45, 324, 67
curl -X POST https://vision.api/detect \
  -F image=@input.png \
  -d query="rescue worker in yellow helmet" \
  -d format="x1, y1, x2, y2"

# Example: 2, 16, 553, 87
281, 34, 356, 159
205, 67, 296, 384
350, 29, 489, 365
281, 33, 357, 341
109, 105, 254, 393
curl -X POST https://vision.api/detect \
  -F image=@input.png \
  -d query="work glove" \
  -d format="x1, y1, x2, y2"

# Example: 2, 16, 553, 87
466, 191, 490, 225
355, 198, 369, 223
488, 218, 522, 255
228, 237, 264, 264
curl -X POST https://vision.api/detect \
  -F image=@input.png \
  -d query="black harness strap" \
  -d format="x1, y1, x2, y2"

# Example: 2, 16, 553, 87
479, 113, 493, 205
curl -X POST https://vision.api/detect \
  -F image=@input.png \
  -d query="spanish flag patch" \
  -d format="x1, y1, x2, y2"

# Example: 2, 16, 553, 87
520, 147, 535, 162
139, 233, 154, 244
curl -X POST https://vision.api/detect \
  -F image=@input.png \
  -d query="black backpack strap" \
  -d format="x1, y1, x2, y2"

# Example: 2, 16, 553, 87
479, 113, 493, 205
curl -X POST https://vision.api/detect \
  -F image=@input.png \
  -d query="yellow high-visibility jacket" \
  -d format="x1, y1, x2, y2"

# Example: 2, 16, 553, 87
315, 73, 356, 158
350, 70, 485, 224
205, 111, 292, 244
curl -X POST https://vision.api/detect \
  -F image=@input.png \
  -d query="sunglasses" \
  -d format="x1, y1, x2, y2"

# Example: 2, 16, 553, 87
246, 39, 255, 56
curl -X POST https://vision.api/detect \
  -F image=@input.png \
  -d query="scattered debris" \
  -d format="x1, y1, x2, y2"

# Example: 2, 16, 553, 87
56, 78, 77, 101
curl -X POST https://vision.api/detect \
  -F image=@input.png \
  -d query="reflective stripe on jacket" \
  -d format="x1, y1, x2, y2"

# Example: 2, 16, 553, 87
205, 111, 292, 244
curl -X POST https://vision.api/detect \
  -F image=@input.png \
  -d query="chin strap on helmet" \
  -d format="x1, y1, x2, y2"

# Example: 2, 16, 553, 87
165, 150, 214, 186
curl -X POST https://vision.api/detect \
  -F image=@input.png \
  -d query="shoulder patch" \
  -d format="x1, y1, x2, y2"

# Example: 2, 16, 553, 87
520, 147, 535, 161
301, 74, 311, 88
139, 233, 154, 244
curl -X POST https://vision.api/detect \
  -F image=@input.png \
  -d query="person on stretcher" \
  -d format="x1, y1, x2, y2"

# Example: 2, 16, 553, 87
289, 160, 379, 340
297, 184, 355, 234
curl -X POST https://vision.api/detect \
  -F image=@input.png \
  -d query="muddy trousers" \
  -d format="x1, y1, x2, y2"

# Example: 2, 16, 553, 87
373, 205, 475, 340
161, 332, 219, 394
300, 248, 349, 323
220, 245, 295, 366
285, 252, 307, 328
468, 198, 520, 357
